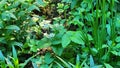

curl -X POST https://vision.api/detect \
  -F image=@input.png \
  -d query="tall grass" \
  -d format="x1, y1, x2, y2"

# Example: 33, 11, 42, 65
91, 0, 116, 62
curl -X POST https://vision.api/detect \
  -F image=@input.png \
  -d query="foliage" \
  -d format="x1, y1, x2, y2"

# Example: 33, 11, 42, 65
0, 0, 120, 68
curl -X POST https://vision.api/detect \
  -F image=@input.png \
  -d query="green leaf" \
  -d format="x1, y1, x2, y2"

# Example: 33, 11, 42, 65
76, 54, 80, 64
12, 46, 17, 60
91, 48, 98, 56
87, 34, 93, 41
12, 46, 19, 68
36, 0, 45, 7
0, 51, 5, 61
45, 53, 54, 64
0, 0, 7, 9
91, 65, 103, 68
70, 0, 77, 9
111, 51, 120, 56
17, 11, 25, 17
111, 43, 120, 56
64, 5, 69, 10
5, 25, 20, 31
115, 36, 120, 42
70, 31, 84, 45
0, 37, 6, 43
5, 58, 14, 68
0, 20, 4, 28
1, 11, 11, 21
27, 5, 40, 12
72, 16, 84, 26
37, 38, 51, 48
2, 11, 17, 20
0, 51, 6, 68
62, 0, 72, 3
104, 63, 113, 68
62, 33, 71, 48
30, 46, 38, 52
32, 62, 38, 68
10, 42, 23, 48
9, 12, 17, 20
52, 45, 64, 56
90, 55, 95, 67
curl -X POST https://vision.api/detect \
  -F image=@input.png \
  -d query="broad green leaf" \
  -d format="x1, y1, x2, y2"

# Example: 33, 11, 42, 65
91, 48, 98, 56
30, 46, 38, 52
70, 0, 77, 9
87, 34, 93, 40
62, 33, 71, 48
37, 38, 51, 48
9, 12, 17, 20
45, 53, 54, 64
52, 45, 64, 56
102, 44, 108, 48
111, 43, 120, 56
114, 43, 120, 49
5, 25, 20, 31
51, 37, 61, 45
17, 11, 25, 17
111, 51, 120, 56
72, 16, 84, 26
70, 31, 84, 45
85, 13, 93, 22
2, 11, 17, 20
1, 11, 11, 21
64, 5, 69, 10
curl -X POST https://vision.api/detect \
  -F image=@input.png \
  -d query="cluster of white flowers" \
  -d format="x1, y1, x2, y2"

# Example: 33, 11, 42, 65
54, 23, 62, 27
43, 32, 55, 38
40, 20, 52, 29
32, 15, 40, 22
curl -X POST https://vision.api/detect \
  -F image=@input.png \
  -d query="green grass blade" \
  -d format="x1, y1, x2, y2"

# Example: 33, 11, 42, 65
12, 46, 19, 68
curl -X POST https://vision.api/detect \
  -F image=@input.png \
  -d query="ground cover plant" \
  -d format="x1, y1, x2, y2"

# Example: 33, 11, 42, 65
0, 0, 120, 68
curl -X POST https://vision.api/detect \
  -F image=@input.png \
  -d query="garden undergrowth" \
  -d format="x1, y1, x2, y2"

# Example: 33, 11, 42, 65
0, 0, 120, 68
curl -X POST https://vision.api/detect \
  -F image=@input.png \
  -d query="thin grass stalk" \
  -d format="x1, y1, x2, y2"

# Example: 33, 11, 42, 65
110, 0, 116, 42
103, 0, 116, 63
99, 0, 107, 61
94, 0, 99, 49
